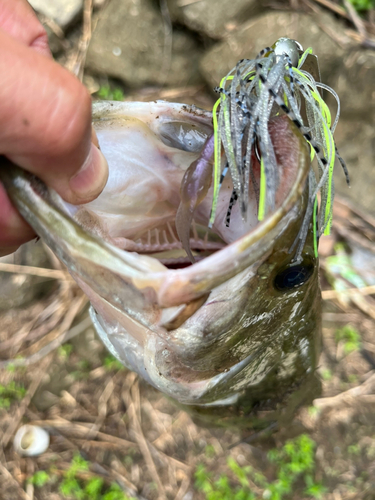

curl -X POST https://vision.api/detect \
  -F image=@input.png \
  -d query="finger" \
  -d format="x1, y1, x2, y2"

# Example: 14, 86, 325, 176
0, 29, 108, 205
0, 182, 35, 251
0, 246, 21, 258
0, 0, 51, 56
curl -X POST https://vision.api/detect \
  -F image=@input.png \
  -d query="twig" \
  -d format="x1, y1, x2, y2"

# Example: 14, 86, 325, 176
343, 1, 375, 48
0, 291, 87, 364
310, 0, 375, 48
351, 294, 375, 321
335, 196, 375, 232
21, 293, 87, 355
8, 294, 72, 352
322, 312, 360, 322
228, 422, 278, 449
317, 17, 351, 48
36, 13, 65, 39
314, 372, 375, 410
362, 341, 375, 354
29, 419, 135, 449
0, 313, 41, 353
0, 462, 32, 500
0, 316, 92, 369
343, 0, 367, 38
122, 383, 167, 500
322, 285, 375, 300
85, 374, 118, 440
149, 444, 191, 472
108, 460, 145, 500
345, 28, 375, 48
68, 0, 93, 80
0, 262, 69, 280
159, 0, 173, 86
177, 0, 202, 6
76, 439, 130, 450
174, 474, 191, 500
25, 459, 35, 500
312, 0, 350, 20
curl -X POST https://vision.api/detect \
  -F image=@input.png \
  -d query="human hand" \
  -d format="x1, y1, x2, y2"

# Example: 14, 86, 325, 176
0, 0, 108, 256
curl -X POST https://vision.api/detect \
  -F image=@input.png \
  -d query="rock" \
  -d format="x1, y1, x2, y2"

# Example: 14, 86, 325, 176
331, 50, 375, 215
200, 11, 355, 91
329, 49, 375, 120
334, 119, 375, 215
0, 241, 55, 310
166, 0, 263, 39
86, 0, 202, 88
28, 0, 83, 30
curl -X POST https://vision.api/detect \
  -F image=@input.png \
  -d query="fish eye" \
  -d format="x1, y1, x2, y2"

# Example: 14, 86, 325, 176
274, 259, 314, 291
159, 122, 210, 152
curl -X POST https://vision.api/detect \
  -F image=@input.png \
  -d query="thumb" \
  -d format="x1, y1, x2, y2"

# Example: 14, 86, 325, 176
0, 29, 108, 205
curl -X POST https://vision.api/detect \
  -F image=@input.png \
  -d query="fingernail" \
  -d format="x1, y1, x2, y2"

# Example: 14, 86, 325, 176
69, 143, 108, 203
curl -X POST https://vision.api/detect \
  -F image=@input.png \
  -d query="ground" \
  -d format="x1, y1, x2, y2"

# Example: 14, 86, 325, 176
1, 0, 375, 499
1, 238, 375, 500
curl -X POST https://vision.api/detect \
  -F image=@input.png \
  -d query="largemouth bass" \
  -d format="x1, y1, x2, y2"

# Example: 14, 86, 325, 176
0, 100, 321, 428
2, 38, 348, 427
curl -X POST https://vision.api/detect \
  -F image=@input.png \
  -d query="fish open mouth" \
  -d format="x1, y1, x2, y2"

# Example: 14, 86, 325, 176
0, 38, 345, 413
74, 101, 304, 270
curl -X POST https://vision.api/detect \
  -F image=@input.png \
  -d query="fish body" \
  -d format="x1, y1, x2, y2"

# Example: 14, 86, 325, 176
0, 99, 321, 427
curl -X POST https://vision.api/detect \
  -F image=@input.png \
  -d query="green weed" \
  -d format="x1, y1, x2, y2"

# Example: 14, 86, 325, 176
59, 454, 134, 500
103, 355, 124, 372
308, 406, 320, 418
70, 359, 92, 381
348, 444, 361, 456
335, 325, 361, 354
347, 0, 374, 12
5, 355, 26, 373
320, 369, 332, 381
58, 343, 74, 359
195, 434, 326, 500
28, 470, 51, 487
205, 445, 216, 458
96, 85, 124, 101
0, 381, 26, 408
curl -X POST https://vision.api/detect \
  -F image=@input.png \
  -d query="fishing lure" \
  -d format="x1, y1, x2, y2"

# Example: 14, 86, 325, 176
210, 37, 349, 260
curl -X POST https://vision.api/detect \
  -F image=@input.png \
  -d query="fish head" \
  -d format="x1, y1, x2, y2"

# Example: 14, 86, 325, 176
0, 100, 320, 414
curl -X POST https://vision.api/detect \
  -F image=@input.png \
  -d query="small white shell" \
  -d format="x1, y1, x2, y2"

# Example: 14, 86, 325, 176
13, 425, 50, 456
